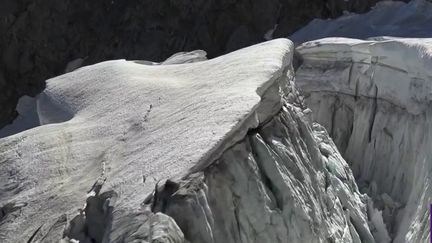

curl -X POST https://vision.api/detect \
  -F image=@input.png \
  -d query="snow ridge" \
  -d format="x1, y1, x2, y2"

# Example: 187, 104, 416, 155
0, 39, 294, 242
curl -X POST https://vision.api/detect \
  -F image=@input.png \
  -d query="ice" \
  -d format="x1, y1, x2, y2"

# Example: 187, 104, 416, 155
0, 39, 293, 242
296, 36, 432, 243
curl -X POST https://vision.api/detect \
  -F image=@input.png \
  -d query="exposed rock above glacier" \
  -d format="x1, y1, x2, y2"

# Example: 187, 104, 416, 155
295, 37, 432, 243
0, 39, 384, 242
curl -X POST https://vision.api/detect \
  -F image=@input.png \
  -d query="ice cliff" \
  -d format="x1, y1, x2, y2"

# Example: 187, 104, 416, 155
0, 39, 387, 242
296, 37, 432, 243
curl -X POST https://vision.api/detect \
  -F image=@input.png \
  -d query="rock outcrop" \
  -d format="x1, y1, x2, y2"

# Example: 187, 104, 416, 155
296, 37, 432, 243
0, 39, 384, 242
0, 0, 400, 128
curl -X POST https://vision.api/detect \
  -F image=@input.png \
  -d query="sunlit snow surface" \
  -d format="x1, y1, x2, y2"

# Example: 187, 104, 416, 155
0, 39, 293, 241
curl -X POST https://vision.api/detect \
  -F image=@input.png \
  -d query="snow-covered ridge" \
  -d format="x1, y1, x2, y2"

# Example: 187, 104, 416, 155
0, 38, 387, 243
296, 37, 432, 243
0, 39, 293, 242
37, 39, 293, 174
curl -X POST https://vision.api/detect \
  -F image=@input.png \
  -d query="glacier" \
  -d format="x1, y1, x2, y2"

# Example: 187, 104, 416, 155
296, 37, 432, 243
1, 3, 432, 238
0, 38, 391, 243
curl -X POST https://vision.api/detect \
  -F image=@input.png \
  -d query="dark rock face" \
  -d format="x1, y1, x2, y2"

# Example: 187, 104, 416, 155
0, 0, 394, 128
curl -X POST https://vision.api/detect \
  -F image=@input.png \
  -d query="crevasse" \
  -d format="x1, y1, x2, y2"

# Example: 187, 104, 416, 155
296, 37, 432, 243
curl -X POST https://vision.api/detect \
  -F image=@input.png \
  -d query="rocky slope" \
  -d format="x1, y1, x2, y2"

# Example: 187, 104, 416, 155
0, 39, 386, 242
296, 37, 432, 243
0, 0, 401, 128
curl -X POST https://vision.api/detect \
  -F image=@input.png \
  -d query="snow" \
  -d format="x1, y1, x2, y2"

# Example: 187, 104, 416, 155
0, 39, 293, 242
264, 24, 278, 41
290, 0, 432, 43
147, 91, 378, 243
0, 38, 381, 243
0, 96, 39, 138
295, 36, 432, 243
161, 50, 207, 65
65, 58, 86, 73
2, 0, 432, 239
368, 201, 391, 243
